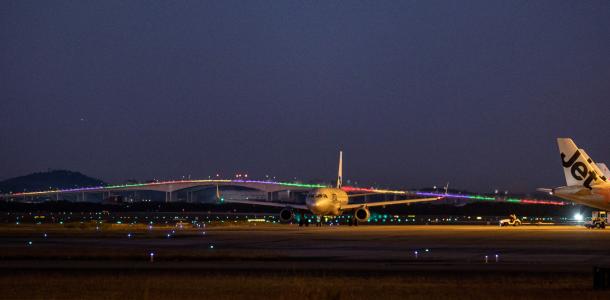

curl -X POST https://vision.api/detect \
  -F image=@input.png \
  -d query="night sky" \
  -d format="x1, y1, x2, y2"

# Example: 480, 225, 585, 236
1, 1, 609, 192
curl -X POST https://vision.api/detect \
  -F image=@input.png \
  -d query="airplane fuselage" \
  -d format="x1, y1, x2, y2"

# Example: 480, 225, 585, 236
554, 185, 610, 211
306, 187, 349, 216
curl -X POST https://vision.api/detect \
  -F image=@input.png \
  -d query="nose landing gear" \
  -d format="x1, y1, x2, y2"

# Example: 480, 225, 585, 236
298, 212, 309, 227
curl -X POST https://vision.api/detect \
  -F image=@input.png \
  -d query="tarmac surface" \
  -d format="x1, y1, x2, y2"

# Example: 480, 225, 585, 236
2, 224, 610, 274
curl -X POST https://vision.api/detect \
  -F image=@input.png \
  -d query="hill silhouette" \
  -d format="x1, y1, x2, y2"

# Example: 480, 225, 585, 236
0, 170, 106, 193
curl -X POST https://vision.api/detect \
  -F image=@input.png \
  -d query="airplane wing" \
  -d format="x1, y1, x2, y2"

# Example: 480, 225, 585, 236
340, 197, 441, 209
221, 199, 308, 210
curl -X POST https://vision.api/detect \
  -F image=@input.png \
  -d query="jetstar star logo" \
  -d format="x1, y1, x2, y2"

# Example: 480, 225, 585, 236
561, 150, 607, 189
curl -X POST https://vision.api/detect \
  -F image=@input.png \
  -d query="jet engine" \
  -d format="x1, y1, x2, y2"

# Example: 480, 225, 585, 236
279, 208, 295, 223
354, 207, 371, 222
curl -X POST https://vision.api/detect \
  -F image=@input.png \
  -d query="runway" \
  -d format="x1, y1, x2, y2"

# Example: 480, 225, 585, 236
2, 224, 609, 273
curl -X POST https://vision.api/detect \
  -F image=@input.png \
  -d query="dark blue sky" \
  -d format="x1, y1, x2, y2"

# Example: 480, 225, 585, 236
1, 1, 608, 192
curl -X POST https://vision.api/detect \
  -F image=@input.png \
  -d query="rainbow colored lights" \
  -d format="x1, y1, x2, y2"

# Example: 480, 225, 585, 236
414, 191, 567, 206
2, 180, 567, 206
4, 179, 327, 197
341, 186, 406, 195
340, 187, 566, 205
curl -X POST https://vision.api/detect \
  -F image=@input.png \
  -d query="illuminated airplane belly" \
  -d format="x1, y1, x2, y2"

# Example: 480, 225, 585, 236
593, 188, 610, 208
567, 193, 609, 211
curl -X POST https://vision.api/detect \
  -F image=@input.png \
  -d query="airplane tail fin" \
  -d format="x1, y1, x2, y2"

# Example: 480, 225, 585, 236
580, 149, 608, 184
557, 138, 607, 188
597, 163, 610, 179
336, 151, 343, 188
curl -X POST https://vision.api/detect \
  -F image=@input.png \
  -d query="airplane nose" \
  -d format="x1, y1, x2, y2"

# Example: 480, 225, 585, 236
306, 198, 325, 214
307, 199, 319, 208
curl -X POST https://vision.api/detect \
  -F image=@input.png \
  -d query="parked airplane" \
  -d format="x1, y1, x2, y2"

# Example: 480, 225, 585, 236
539, 138, 610, 211
221, 151, 442, 224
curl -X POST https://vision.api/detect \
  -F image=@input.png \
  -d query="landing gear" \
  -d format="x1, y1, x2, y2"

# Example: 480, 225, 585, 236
348, 216, 358, 227
298, 213, 309, 227
298, 215, 332, 227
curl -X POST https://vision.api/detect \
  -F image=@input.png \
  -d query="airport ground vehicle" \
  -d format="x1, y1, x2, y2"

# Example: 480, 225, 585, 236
499, 214, 521, 226
584, 211, 607, 229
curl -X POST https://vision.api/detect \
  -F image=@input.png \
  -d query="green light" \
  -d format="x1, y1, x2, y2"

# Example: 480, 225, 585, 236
471, 195, 495, 201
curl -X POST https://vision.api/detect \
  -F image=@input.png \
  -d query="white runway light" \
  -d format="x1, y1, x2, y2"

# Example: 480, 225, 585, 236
573, 213, 583, 221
